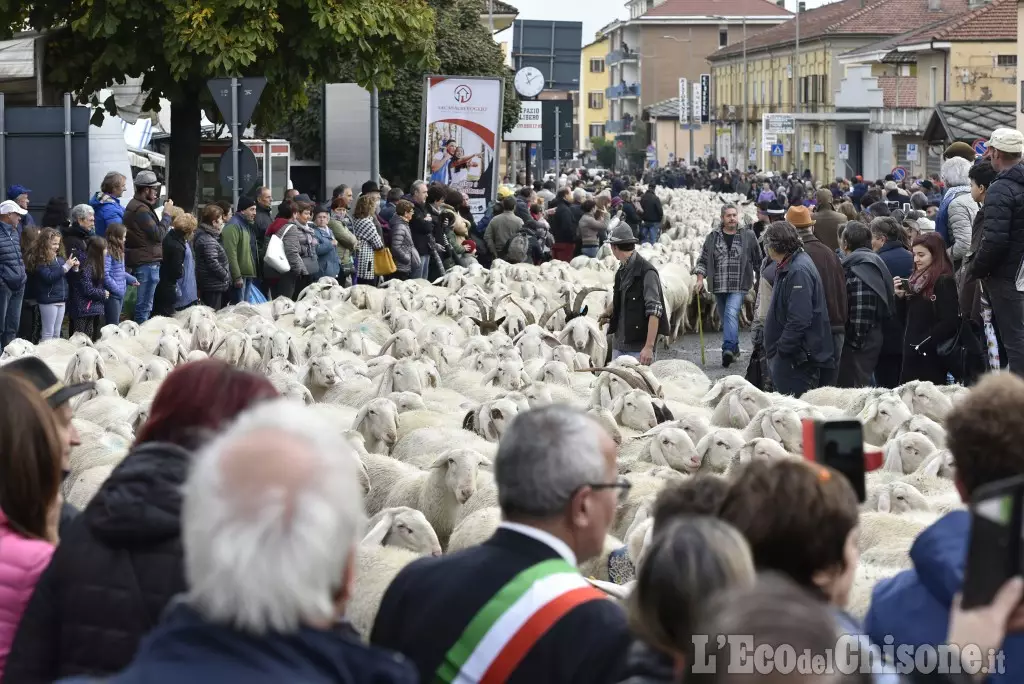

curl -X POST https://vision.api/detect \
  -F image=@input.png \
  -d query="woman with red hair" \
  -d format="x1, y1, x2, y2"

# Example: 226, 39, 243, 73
3, 360, 278, 682
894, 232, 960, 384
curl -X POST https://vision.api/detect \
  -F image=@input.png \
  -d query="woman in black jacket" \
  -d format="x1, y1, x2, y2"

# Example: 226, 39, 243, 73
193, 205, 231, 310
2, 360, 279, 684
896, 231, 960, 385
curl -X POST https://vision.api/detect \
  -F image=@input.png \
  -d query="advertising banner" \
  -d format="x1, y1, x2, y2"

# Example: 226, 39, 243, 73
421, 76, 504, 219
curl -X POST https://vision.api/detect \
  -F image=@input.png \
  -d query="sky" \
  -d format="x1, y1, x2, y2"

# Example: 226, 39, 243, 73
494, 0, 834, 54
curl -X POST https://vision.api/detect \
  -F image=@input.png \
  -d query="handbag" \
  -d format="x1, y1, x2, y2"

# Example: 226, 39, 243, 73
374, 248, 397, 276
935, 316, 986, 385
263, 225, 292, 274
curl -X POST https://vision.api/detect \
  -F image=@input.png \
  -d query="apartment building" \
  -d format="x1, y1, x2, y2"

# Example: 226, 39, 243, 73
709, 0, 969, 180
602, 0, 791, 164
580, 35, 611, 153
839, 0, 1017, 178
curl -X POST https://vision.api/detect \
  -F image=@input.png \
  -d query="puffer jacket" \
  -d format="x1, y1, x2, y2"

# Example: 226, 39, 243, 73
389, 218, 420, 274
0, 221, 25, 290
971, 163, 1024, 282
946, 191, 977, 265
89, 192, 123, 238
278, 222, 313, 276
66, 261, 106, 319
193, 224, 231, 293
2, 442, 192, 683
313, 225, 341, 278
0, 511, 54, 680
29, 258, 68, 304
60, 223, 93, 262
103, 254, 138, 300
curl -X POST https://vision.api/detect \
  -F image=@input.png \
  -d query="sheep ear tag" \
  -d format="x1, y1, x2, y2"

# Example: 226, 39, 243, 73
578, 305, 588, 317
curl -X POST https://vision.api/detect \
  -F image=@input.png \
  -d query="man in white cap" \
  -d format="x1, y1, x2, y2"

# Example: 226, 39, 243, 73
970, 127, 1024, 376
0, 197, 27, 350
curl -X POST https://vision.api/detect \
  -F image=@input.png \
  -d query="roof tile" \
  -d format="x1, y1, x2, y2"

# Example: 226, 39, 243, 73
642, 0, 792, 17
710, 0, 970, 59
934, 0, 1016, 40
876, 75, 917, 107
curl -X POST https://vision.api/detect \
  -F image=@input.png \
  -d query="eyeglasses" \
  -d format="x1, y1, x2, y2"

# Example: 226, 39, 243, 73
585, 477, 633, 504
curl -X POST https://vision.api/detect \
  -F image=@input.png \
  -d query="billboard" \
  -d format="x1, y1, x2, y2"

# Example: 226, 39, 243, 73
511, 20, 583, 91
323, 84, 371, 202
541, 100, 574, 161
421, 76, 504, 219
506, 101, 542, 142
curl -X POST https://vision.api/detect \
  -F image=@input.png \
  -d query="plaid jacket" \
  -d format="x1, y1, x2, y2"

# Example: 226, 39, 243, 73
352, 217, 384, 282
845, 271, 882, 350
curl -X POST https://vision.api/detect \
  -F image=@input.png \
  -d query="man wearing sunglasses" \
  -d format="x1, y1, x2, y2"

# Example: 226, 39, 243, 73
371, 405, 631, 684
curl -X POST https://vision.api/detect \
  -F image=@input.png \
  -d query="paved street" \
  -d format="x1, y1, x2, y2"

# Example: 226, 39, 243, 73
663, 328, 754, 382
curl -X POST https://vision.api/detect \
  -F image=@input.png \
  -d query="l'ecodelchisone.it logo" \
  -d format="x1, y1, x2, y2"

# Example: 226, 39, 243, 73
453, 84, 473, 103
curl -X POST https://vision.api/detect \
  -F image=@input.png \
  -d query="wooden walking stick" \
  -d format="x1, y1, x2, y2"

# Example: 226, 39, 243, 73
697, 291, 706, 367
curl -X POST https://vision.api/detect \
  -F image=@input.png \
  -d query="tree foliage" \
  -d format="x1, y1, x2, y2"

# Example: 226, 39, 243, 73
1, 0, 436, 209
276, 0, 520, 188
591, 137, 617, 169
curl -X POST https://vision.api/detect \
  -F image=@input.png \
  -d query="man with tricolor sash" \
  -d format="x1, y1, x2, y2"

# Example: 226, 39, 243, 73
371, 405, 631, 684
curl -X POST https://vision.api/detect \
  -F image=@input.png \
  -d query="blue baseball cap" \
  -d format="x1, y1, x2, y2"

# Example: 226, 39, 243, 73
7, 184, 30, 199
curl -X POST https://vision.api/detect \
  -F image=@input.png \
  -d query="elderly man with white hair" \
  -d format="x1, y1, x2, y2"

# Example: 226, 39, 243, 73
371, 405, 631, 684
84, 400, 418, 684
936, 155, 975, 270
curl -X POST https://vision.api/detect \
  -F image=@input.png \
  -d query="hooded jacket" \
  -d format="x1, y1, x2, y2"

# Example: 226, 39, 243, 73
62, 604, 418, 684
89, 192, 124, 238
864, 511, 1024, 684
0, 511, 54, 680
2, 443, 192, 683
970, 163, 1024, 282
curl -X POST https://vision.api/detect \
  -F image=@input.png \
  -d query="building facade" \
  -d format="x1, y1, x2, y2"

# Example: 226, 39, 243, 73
840, 0, 1016, 179
602, 0, 791, 165
580, 36, 611, 153
710, 0, 970, 180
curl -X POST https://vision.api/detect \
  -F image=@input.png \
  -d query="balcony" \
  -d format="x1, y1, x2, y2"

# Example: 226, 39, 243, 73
606, 82, 640, 100
606, 48, 639, 66
869, 107, 932, 134
605, 118, 636, 135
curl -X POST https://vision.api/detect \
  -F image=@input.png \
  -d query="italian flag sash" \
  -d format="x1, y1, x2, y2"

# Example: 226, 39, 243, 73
433, 558, 607, 684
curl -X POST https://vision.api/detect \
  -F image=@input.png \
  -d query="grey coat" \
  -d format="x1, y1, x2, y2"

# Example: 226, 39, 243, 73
947, 191, 977, 264
694, 227, 761, 293
390, 218, 421, 274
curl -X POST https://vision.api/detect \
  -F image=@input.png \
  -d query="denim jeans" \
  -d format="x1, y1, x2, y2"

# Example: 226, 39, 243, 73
714, 291, 745, 354
581, 246, 599, 258
641, 222, 661, 245
104, 296, 123, 326
417, 255, 431, 280
769, 355, 820, 397
132, 263, 160, 323
0, 279, 24, 349
39, 302, 65, 341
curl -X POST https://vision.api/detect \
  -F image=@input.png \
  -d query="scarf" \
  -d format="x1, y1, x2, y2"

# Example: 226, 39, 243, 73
909, 263, 951, 299
843, 248, 895, 318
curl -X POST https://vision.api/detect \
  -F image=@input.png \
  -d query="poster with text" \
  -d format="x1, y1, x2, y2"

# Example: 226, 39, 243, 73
421, 76, 503, 220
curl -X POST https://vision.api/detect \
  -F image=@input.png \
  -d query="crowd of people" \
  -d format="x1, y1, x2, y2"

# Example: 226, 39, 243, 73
1, 352, 1024, 683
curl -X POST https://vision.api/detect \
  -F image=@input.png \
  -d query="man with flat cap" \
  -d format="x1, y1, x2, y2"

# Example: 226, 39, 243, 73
971, 127, 1024, 376
599, 224, 669, 366
1, 356, 88, 533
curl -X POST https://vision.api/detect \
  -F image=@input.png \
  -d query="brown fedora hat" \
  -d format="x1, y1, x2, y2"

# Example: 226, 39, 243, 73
785, 205, 815, 229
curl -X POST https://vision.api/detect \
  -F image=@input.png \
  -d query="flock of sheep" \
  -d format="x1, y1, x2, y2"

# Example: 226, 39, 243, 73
0, 189, 966, 636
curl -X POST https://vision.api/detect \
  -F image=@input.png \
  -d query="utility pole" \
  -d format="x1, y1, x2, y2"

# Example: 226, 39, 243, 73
793, 1, 801, 174
230, 77, 239, 207
488, 0, 494, 32
742, 17, 748, 171
370, 86, 380, 188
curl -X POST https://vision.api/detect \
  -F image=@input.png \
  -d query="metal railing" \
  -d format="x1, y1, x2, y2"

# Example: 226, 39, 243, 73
606, 48, 639, 66
606, 82, 640, 99
606, 119, 636, 134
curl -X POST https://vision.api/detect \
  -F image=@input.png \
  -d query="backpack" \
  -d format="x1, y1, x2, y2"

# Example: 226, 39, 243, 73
504, 230, 530, 264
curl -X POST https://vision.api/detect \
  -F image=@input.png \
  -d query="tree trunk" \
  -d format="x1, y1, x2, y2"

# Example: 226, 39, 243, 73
169, 85, 202, 212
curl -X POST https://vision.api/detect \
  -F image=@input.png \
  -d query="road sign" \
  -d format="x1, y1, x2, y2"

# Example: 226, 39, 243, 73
763, 113, 795, 136
541, 100, 573, 161
762, 133, 777, 151
219, 144, 259, 197
906, 143, 919, 161
838, 144, 849, 160
801, 140, 810, 154
892, 166, 907, 181
678, 78, 688, 123
973, 138, 988, 156
700, 74, 711, 124
771, 143, 784, 157
668, 152, 675, 161
646, 144, 657, 160
208, 77, 267, 129
749, 146, 756, 162
704, 144, 711, 157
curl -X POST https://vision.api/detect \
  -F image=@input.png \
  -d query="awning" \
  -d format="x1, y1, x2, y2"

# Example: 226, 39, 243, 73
924, 101, 1015, 142
0, 36, 36, 80
127, 146, 166, 169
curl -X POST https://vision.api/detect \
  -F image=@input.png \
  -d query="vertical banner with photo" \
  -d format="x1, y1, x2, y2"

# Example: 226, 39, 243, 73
421, 75, 504, 220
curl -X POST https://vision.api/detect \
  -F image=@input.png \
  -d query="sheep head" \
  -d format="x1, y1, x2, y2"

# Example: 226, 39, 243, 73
386, 391, 426, 413
646, 427, 700, 473
694, 428, 746, 474
874, 482, 930, 514
306, 354, 339, 390
364, 507, 442, 556
610, 390, 660, 432
882, 432, 938, 475
858, 394, 913, 444
353, 398, 399, 453
65, 347, 106, 385
432, 449, 491, 505
898, 380, 954, 422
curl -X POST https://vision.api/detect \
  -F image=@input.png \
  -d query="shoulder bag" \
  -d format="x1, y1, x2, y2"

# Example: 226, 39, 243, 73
373, 248, 397, 276
264, 225, 292, 274
925, 288, 985, 385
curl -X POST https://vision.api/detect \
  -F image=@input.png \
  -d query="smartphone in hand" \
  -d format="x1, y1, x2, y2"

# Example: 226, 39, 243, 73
802, 419, 869, 502
961, 476, 1024, 609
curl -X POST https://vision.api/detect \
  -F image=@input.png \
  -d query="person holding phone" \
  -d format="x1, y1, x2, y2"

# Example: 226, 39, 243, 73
865, 373, 1024, 683
25, 227, 73, 341
894, 232, 960, 384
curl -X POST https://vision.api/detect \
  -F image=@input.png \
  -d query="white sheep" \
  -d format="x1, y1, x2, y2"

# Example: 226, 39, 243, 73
711, 385, 770, 428
888, 415, 947, 449
618, 428, 700, 475
897, 380, 954, 423
65, 464, 116, 509
858, 393, 913, 446
741, 406, 803, 453
881, 432, 940, 475
448, 506, 502, 552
